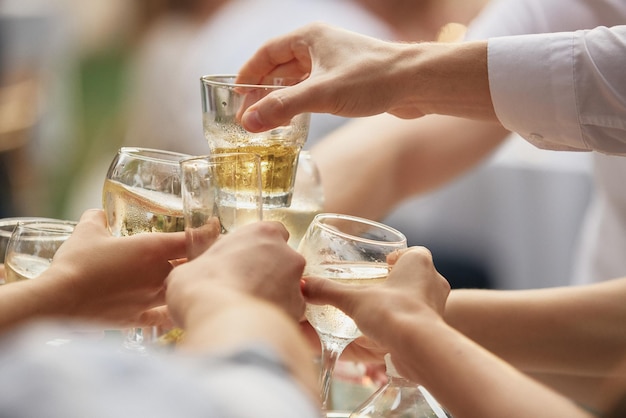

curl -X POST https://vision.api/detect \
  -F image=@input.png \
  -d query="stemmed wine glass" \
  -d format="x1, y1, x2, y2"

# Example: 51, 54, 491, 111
3, 219, 76, 283
102, 146, 191, 353
1, 217, 57, 284
298, 213, 407, 410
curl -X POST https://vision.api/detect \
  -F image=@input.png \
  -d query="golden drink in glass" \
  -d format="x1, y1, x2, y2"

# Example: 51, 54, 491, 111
201, 74, 310, 208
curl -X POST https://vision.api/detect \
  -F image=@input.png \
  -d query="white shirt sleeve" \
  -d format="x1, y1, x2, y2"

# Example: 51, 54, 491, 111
488, 26, 626, 154
0, 323, 320, 418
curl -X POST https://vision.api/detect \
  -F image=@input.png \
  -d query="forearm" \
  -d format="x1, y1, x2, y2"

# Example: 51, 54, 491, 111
177, 288, 318, 400
311, 114, 507, 221
0, 282, 46, 333
0, 270, 77, 334
389, 316, 592, 418
445, 280, 626, 376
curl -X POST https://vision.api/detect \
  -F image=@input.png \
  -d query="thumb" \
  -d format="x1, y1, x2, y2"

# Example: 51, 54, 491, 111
301, 276, 358, 313
241, 83, 311, 132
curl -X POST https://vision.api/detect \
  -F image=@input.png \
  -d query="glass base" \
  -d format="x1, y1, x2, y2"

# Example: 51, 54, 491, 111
120, 328, 149, 355
263, 192, 293, 209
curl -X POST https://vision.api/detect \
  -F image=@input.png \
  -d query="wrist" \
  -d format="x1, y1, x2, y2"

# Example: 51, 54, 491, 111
403, 40, 494, 120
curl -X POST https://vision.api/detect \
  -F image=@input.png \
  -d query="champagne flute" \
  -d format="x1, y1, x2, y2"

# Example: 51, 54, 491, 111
4, 219, 76, 283
102, 147, 191, 352
298, 213, 407, 410
263, 150, 325, 249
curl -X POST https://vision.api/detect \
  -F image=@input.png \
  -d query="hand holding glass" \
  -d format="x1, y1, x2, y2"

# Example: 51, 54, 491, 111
200, 74, 310, 208
298, 213, 407, 410
102, 147, 190, 352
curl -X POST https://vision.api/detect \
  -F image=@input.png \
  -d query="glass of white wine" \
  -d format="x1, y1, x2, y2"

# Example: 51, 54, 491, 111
200, 74, 310, 209
263, 150, 325, 249
298, 213, 407, 411
4, 219, 77, 283
102, 146, 191, 352
180, 152, 263, 260
1, 217, 58, 285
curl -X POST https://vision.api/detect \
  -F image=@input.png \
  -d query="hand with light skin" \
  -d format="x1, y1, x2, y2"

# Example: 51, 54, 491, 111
301, 246, 597, 418
235, 22, 494, 133
0, 209, 187, 334
165, 220, 318, 400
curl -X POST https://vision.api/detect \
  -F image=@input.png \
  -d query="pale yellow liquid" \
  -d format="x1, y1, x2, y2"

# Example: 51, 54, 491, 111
263, 203, 321, 249
5, 253, 51, 282
102, 179, 184, 236
305, 263, 388, 340
216, 201, 262, 234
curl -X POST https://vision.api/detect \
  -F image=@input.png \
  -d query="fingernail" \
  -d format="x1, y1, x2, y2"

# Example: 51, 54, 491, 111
243, 109, 263, 132
300, 278, 308, 296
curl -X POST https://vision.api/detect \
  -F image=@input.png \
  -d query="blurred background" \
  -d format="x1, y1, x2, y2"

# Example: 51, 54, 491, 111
0, 0, 593, 292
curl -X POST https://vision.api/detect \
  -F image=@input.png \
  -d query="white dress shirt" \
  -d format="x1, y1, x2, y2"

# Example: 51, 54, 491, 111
466, 0, 626, 283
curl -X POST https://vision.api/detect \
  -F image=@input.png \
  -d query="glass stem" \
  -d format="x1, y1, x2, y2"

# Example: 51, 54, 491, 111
319, 339, 351, 410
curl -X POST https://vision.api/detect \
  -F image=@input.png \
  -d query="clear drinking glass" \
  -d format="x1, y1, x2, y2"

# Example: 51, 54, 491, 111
263, 150, 324, 249
180, 152, 263, 260
200, 74, 311, 208
298, 213, 407, 411
102, 147, 190, 352
4, 219, 76, 283
151, 153, 264, 348
1, 217, 57, 265
349, 354, 451, 418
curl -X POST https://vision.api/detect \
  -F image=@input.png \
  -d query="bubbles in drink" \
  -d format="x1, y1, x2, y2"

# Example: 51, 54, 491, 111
211, 143, 300, 208
305, 263, 389, 340
102, 179, 184, 236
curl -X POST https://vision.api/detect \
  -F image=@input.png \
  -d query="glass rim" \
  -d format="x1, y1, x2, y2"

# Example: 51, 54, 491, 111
179, 152, 262, 167
15, 220, 77, 234
200, 73, 301, 89
118, 147, 192, 165
312, 213, 407, 246
0, 217, 58, 234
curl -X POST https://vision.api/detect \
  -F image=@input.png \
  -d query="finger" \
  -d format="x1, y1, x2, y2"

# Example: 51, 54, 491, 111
386, 248, 413, 266
78, 208, 106, 226
71, 209, 108, 238
136, 231, 188, 262
262, 220, 290, 241
301, 276, 354, 306
390, 246, 435, 275
237, 33, 312, 85
168, 258, 188, 268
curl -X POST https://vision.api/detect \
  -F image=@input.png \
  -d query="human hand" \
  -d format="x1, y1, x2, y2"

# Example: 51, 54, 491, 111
41, 209, 186, 327
236, 22, 431, 132
301, 246, 450, 360
166, 221, 307, 328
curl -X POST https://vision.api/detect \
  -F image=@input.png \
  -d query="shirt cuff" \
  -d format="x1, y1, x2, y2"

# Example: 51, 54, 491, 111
488, 32, 587, 151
